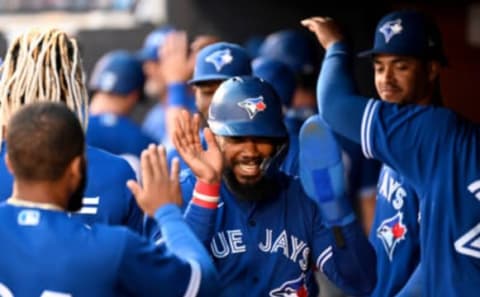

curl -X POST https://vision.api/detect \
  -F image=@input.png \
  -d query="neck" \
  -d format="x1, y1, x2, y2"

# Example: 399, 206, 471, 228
89, 93, 131, 115
11, 180, 68, 210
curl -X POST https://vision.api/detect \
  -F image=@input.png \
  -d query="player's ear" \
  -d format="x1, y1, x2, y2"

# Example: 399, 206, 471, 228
428, 61, 441, 83
4, 153, 14, 175
66, 155, 84, 186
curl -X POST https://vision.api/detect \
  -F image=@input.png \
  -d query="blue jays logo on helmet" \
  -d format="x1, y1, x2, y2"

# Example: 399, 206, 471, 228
237, 96, 267, 119
270, 274, 308, 297
377, 212, 407, 261
379, 19, 403, 43
205, 49, 234, 71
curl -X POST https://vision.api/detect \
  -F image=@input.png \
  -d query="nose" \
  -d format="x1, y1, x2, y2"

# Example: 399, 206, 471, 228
241, 138, 260, 156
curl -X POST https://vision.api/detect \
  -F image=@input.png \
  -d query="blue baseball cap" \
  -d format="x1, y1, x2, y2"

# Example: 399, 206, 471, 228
259, 29, 321, 77
358, 10, 447, 65
189, 42, 252, 85
89, 50, 145, 96
136, 25, 175, 62
252, 57, 296, 108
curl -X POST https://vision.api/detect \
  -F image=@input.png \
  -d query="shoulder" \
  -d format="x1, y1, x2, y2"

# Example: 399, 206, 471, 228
87, 146, 136, 179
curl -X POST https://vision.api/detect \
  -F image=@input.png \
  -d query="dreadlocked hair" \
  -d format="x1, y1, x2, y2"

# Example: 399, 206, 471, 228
0, 28, 88, 141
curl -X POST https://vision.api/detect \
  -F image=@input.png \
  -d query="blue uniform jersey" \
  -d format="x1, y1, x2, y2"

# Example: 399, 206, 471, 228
142, 102, 168, 143
317, 41, 480, 296
180, 169, 376, 297
337, 135, 380, 201
0, 143, 144, 233
370, 165, 420, 297
87, 113, 155, 157
0, 203, 217, 297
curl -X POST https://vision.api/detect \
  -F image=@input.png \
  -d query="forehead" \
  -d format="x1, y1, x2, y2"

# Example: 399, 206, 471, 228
194, 81, 222, 92
373, 54, 422, 65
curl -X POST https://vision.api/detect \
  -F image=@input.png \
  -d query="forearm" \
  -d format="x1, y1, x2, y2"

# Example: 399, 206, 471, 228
317, 42, 368, 143
183, 181, 220, 245
155, 204, 218, 295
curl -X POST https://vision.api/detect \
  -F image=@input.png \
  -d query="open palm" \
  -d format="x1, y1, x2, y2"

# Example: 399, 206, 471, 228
173, 110, 223, 184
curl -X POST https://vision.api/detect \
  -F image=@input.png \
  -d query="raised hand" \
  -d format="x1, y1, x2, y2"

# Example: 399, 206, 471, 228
127, 144, 182, 217
301, 17, 344, 50
160, 30, 192, 83
172, 109, 223, 184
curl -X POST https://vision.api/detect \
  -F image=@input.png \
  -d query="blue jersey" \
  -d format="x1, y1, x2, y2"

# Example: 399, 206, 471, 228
370, 165, 420, 297
318, 41, 480, 296
0, 203, 217, 297
142, 102, 168, 143
0, 143, 144, 232
179, 169, 376, 297
87, 113, 154, 157
337, 135, 380, 201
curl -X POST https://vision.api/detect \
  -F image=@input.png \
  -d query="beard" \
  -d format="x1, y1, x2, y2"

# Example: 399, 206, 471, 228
223, 167, 278, 203
66, 158, 87, 212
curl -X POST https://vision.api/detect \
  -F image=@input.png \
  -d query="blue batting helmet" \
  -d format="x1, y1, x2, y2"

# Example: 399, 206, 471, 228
358, 10, 447, 65
189, 42, 252, 85
252, 57, 296, 108
136, 25, 175, 62
208, 76, 287, 138
89, 50, 145, 95
259, 30, 321, 78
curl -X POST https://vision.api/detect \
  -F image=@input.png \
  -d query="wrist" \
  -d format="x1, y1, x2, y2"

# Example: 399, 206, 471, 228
192, 180, 221, 209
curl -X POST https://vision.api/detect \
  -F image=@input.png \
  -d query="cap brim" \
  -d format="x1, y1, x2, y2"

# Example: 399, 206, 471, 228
188, 74, 231, 85
135, 48, 157, 62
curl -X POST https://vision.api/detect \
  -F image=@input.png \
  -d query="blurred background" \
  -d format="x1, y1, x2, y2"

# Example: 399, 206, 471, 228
0, 0, 479, 121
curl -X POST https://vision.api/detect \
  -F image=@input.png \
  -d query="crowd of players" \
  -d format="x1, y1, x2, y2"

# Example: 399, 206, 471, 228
0, 7, 478, 297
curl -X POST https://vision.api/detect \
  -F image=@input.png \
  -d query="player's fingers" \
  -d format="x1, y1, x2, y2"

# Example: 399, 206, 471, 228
174, 113, 191, 151
204, 127, 219, 150
170, 157, 180, 182
146, 143, 161, 180
157, 145, 168, 178
192, 113, 203, 152
140, 149, 153, 186
181, 109, 195, 147
126, 180, 142, 199
178, 31, 188, 56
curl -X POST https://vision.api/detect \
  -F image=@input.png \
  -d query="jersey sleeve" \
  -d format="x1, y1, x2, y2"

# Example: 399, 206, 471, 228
118, 204, 218, 297
360, 100, 458, 190
312, 205, 376, 296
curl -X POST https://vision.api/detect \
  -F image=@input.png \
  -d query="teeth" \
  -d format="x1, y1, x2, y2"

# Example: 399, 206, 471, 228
239, 164, 259, 174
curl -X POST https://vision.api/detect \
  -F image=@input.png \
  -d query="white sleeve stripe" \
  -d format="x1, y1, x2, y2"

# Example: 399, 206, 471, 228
361, 100, 374, 158
193, 191, 220, 202
183, 260, 201, 297
154, 237, 166, 246
366, 101, 380, 159
361, 100, 379, 159
319, 252, 333, 273
316, 245, 333, 268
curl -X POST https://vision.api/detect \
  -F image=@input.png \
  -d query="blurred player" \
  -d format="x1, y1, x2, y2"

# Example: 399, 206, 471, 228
355, 10, 447, 296
173, 76, 376, 297
303, 15, 480, 297
0, 28, 143, 231
88, 50, 155, 157
0, 102, 217, 296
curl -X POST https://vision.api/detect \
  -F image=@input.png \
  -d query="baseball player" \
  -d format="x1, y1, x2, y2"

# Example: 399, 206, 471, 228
0, 28, 143, 231
355, 10, 447, 296
88, 50, 155, 157
0, 102, 217, 296
303, 15, 480, 297
173, 76, 376, 296
138, 26, 176, 143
